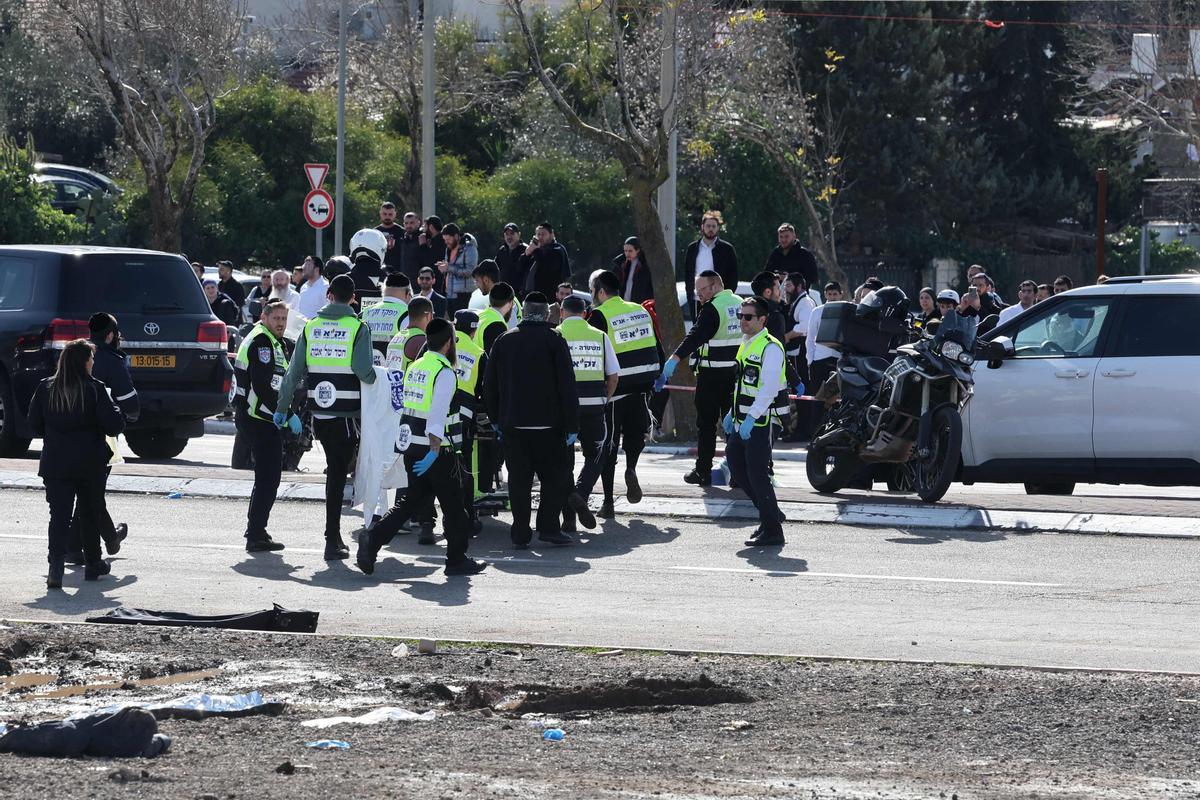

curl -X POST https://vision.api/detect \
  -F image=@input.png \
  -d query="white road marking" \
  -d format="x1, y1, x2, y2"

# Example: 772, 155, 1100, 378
671, 565, 1064, 587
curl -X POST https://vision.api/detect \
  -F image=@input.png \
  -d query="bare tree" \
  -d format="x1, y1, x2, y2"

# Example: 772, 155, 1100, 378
49, 0, 248, 251
288, 0, 513, 210
504, 0, 775, 354
719, 38, 849, 287
1075, 1, 1200, 150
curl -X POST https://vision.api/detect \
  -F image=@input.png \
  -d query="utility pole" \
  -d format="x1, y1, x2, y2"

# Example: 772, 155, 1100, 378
656, 1, 678, 273
1096, 168, 1108, 280
334, 0, 348, 255
421, 0, 436, 217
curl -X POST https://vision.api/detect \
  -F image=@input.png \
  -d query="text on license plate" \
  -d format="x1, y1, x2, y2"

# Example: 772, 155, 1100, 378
131, 354, 175, 369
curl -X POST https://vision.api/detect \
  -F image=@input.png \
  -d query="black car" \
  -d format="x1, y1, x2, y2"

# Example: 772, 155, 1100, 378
0, 246, 232, 459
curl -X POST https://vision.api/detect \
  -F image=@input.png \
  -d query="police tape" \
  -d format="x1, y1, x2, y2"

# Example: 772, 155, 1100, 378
661, 385, 817, 402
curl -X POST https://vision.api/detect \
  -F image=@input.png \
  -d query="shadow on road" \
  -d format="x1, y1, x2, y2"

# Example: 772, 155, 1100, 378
736, 547, 809, 575
884, 526, 1011, 546
23, 572, 138, 614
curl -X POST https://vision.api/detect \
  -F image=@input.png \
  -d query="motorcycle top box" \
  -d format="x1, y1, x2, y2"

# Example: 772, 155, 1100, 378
815, 301, 893, 356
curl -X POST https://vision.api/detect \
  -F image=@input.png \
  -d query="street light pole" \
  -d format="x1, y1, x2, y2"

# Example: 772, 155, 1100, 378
334, 0, 348, 255
421, 0, 436, 217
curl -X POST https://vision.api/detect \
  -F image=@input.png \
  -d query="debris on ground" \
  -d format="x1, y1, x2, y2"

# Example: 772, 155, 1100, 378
305, 739, 350, 750
301, 707, 435, 728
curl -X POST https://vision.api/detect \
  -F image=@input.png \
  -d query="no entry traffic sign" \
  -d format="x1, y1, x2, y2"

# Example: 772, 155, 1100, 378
304, 188, 334, 229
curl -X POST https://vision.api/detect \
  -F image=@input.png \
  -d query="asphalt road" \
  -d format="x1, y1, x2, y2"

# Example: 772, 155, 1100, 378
2, 488, 1198, 673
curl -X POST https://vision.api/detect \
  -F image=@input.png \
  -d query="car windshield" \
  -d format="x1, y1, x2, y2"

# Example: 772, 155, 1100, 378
59, 253, 210, 314
935, 308, 976, 350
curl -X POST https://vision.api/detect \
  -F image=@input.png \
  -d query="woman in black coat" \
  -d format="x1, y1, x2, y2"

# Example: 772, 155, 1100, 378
27, 339, 125, 589
616, 236, 655, 305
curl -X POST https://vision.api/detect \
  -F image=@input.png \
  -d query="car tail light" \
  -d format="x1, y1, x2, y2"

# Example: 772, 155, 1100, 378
38, 318, 91, 350
222, 375, 232, 395
197, 321, 228, 350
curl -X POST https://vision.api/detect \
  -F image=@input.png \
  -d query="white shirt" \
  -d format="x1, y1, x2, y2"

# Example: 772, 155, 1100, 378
424, 367, 457, 442
623, 258, 640, 299
468, 288, 488, 311
791, 294, 816, 336
695, 238, 716, 278
997, 303, 1032, 327
746, 335, 785, 420
806, 304, 839, 364
601, 334, 620, 377
298, 276, 328, 319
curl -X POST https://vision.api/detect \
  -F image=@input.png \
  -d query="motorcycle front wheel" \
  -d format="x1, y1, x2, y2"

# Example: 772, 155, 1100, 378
806, 442, 862, 493
914, 406, 962, 504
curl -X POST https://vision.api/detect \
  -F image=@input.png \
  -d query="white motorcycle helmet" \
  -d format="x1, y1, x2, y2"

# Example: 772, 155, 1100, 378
348, 228, 387, 264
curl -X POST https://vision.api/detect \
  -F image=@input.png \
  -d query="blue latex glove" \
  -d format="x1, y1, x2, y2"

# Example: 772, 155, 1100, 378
738, 414, 757, 440
286, 414, 302, 435
654, 358, 678, 392
793, 381, 805, 398
413, 451, 437, 476
565, 432, 578, 446
492, 423, 503, 443
722, 411, 735, 436
272, 411, 288, 429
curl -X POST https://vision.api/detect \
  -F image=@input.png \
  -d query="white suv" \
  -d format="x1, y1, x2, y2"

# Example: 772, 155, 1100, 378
961, 274, 1200, 494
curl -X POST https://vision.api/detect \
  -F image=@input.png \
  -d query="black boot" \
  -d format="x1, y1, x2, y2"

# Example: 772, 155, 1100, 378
47, 559, 64, 590
324, 534, 350, 560
683, 468, 712, 487
104, 523, 129, 556
84, 560, 111, 581
246, 534, 285, 552
64, 549, 85, 566
417, 523, 437, 546
567, 492, 595, 530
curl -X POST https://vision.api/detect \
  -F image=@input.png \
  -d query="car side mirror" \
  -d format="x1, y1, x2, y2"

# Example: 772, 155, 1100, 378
980, 335, 1014, 369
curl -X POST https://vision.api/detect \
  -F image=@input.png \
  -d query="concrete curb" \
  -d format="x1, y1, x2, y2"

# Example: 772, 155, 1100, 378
201, 419, 809, 462
1, 469, 1194, 540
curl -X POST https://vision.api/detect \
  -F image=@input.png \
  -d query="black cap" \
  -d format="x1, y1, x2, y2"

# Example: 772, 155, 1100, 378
454, 309, 479, 335
503, 222, 520, 233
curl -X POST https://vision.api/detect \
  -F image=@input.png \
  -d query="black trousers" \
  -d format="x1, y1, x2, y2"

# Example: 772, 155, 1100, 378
368, 449, 470, 565
237, 412, 282, 540
601, 393, 650, 501
459, 423, 476, 518
504, 427, 566, 541
571, 412, 610, 500
45, 473, 109, 565
725, 424, 784, 536
694, 370, 736, 471
808, 356, 838, 437
313, 416, 359, 539
68, 466, 115, 554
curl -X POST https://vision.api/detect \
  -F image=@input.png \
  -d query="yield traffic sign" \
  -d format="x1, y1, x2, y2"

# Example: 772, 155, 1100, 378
304, 188, 334, 229
304, 163, 330, 191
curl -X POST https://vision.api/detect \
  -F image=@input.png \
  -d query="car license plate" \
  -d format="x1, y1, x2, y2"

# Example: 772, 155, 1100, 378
131, 354, 175, 369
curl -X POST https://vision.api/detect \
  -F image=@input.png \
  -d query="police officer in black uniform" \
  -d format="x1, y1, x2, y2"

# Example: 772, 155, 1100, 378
65, 312, 136, 562
234, 299, 292, 552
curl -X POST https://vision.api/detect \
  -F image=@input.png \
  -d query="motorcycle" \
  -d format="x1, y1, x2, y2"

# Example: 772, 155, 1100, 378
807, 302, 977, 504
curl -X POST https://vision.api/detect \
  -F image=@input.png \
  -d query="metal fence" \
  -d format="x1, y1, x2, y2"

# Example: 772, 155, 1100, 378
829, 257, 925, 297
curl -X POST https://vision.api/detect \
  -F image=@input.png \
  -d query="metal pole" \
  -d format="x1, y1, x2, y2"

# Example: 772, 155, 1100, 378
656, 1, 677, 271
1095, 168, 1108, 281
421, 0, 436, 217
315, 228, 323, 261
1139, 222, 1150, 275
334, 0, 348, 255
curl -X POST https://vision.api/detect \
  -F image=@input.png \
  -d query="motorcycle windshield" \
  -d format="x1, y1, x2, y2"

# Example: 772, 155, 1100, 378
935, 309, 977, 350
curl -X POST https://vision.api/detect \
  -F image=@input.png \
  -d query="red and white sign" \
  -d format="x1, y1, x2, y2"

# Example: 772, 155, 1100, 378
304, 163, 330, 191
304, 188, 334, 229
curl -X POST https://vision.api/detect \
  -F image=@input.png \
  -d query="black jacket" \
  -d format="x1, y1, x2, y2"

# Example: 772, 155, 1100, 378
614, 255, 655, 304
524, 242, 570, 299
218, 277, 246, 309
90, 338, 139, 422
682, 238, 739, 311
241, 328, 283, 417
27, 376, 124, 479
672, 299, 722, 366
765, 244, 819, 290
376, 223, 405, 273
496, 243, 529, 292
483, 320, 579, 434
210, 293, 240, 326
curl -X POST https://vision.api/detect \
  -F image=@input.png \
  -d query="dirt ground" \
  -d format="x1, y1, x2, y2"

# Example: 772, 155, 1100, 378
1, 622, 1198, 799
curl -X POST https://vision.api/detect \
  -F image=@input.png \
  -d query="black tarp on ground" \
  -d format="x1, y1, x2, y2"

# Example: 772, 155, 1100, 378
85, 604, 318, 633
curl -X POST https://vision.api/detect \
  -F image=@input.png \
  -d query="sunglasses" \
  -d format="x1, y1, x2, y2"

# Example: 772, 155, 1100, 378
737, 312, 762, 321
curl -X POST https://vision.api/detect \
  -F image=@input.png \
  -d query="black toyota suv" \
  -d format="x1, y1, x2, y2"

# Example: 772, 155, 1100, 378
0, 246, 232, 459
